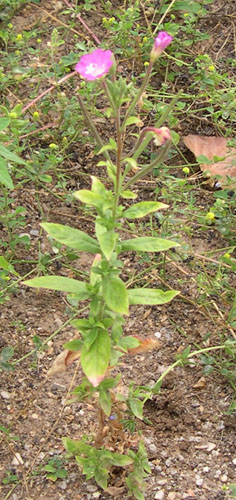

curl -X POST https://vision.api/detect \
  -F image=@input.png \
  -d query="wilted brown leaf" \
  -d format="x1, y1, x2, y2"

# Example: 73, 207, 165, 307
183, 135, 236, 183
128, 336, 161, 355
47, 349, 81, 377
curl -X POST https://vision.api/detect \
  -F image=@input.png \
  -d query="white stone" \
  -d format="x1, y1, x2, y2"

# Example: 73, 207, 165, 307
12, 453, 24, 465
155, 490, 165, 500
1, 391, 11, 399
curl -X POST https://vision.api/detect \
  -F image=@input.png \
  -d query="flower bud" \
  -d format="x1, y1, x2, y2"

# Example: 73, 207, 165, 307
182, 167, 190, 175
153, 126, 171, 146
150, 31, 173, 62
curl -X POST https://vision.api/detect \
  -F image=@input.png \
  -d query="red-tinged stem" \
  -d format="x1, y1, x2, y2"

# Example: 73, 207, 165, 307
62, 0, 101, 45
19, 122, 57, 140
22, 71, 77, 113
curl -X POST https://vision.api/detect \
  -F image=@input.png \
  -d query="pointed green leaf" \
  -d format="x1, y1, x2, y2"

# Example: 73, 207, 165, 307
0, 144, 27, 165
109, 453, 133, 466
63, 339, 83, 351
103, 276, 129, 315
91, 176, 106, 195
128, 288, 179, 305
0, 256, 18, 275
0, 118, 10, 131
121, 190, 137, 199
74, 190, 103, 206
123, 201, 168, 219
124, 116, 142, 127
94, 467, 109, 490
0, 157, 14, 189
41, 223, 100, 254
22, 275, 89, 297
81, 329, 111, 387
62, 437, 91, 456
95, 223, 117, 260
99, 388, 111, 416
129, 398, 144, 420
121, 237, 179, 252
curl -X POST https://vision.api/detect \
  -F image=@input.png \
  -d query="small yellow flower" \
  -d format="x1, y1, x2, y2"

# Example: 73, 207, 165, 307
208, 65, 215, 71
182, 167, 190, 175
16, 33, 23, 41
9, 112, 17, 119
144, 61, 149, 67
33, 111, 39, 120
15, 50, 21, 55
184, 13, 189, 17
49, 143, 58, 150
8, 23, 13, 29
37, 38, 42, 43
143, 36, 148, 43
223, 253, 231, 259
205, 211, 215, 221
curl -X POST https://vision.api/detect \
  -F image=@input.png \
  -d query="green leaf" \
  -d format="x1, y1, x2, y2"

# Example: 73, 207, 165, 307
103, 276, 129, 315
196, 154, 212, 164
22, 276, 89, 297
74, 190, 103, 206
94, 467, 109, 490
0, 117, 10, 131
99, 388, 111, 416
129, 398, 144, 420
109, 453, 133, 467
0, 144, 27, 165
63, 339, 83, 351
80, 329, 111, 387
91, 176, 106, 195
128, 288, 179, 305
121, 237, 179, 252
62, 437, 91, 456
0, 346, 14, 362
123, 201, 168, 219
124, 116, 142, 127
121, 190, 137, 199
95, 223, 117, 260
41, 223, 100, 254
0, 157, 14, 189
0, 256, 18, 275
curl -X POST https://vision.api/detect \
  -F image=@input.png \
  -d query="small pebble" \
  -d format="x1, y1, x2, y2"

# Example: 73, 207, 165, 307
1, 391, 11, 399
203, 466, 209, 473
58, 481, 67, 490
233, 458, 236, 465
30, 229, 39, 236
195, 476, 203, 487
221, 474, 228, 482
155, 490, 165, 500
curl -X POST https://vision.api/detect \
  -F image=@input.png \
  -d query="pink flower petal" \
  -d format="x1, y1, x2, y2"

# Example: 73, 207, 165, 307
75, 48, 114, 81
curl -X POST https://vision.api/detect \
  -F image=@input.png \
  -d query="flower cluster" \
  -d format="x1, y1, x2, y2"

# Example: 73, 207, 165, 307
75, 32, 172, 82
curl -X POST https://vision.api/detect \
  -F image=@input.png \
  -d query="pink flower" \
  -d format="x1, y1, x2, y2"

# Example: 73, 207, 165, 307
153, 127, 171, 146
150, 31, 173, 61
75, 48, 114, 81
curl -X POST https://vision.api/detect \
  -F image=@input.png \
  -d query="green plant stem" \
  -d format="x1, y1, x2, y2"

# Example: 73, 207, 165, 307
121, 62, 153, 131
113, 108, 122, 217
152, 344, 233, 393
124, 140, 171, 190
155, 89, 182, 128
77, 94, 111, 163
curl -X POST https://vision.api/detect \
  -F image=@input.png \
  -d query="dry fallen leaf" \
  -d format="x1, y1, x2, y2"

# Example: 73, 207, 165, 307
193, 377, 206, 389
183, 135, 236, 184
47, 349, 81, 377
128, 336, 161, 355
